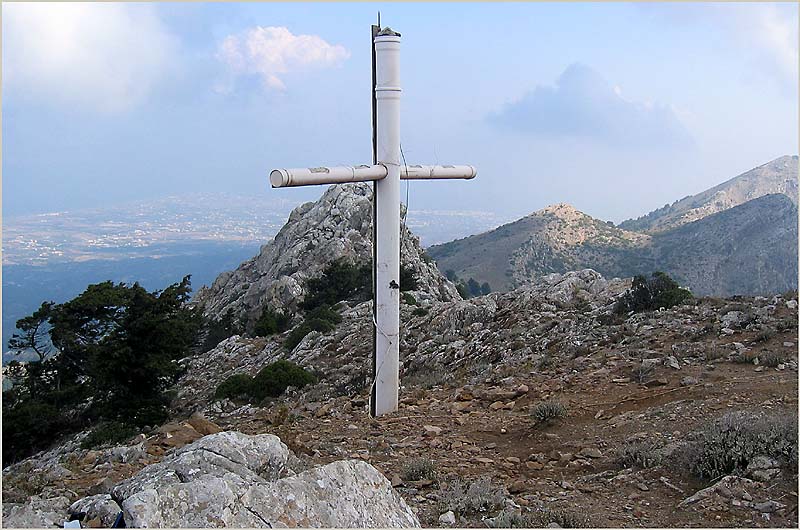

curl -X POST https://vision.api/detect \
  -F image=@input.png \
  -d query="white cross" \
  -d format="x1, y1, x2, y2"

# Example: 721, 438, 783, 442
269, 25, 475, 417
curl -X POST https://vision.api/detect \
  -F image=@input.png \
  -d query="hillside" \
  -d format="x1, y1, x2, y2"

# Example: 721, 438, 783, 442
649, 194, 798, 296
4, 268, 798, 528
427, 203, 649, 293
429, 159, 799, 297
619, 155, 798, 233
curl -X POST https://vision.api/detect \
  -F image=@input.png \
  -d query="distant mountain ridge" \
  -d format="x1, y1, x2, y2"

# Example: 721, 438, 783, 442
619, 155, 798, 233
429, 156, 799, 297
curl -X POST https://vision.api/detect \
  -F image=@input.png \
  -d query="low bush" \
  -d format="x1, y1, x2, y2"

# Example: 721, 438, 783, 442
283, 305, 341, 351
526, 507, 593, 528
615, 439, 663, 469
214, 373, 254, 400
253, 307, 291, 337
251, 360, 316, 400
402, 292, 418, 305
688, 411, 798, 479
402, 457, 437, 482
412, 307, 429, 317
214, 361, 315, 403
614, 271, 692, 315
532, 400, 567, 424
302, 259, 371, 311
438, 476, 505, 517
760, 350, 787, 368
81, 422, 138, 449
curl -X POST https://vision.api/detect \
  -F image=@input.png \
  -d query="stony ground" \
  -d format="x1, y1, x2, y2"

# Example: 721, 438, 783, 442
4, 286, 798, 528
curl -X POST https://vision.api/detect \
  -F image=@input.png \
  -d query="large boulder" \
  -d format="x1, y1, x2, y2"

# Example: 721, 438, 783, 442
112, 431, 419, 528
2, 496, 71, 528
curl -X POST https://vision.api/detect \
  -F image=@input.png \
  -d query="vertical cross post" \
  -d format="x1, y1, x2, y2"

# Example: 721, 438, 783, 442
371, 29, 402, 417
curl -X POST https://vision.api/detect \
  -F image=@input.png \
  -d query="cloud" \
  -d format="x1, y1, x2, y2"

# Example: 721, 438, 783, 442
489, 63, 693, 148
215, 26, 350, 92
2, 3, 177, 113
639, 3, 798, 92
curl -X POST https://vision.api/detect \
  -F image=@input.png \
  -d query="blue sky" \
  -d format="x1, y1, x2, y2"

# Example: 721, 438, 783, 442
3, 2, 798, 222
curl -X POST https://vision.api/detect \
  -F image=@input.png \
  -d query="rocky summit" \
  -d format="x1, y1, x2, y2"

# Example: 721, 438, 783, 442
193, 182, 459, 329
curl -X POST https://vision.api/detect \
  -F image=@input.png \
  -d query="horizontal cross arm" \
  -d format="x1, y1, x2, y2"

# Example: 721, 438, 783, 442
401, 164, 476, 180
270, 165, 387, 188
269, 163, 477, 188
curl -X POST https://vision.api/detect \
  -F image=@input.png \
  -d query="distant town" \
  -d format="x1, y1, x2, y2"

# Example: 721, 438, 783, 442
2, 192, 511, 268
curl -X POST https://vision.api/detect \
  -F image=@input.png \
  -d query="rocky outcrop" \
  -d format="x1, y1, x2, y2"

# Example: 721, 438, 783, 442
193, 183, 459, 328
110, 431, 418, 528
174, 269, 631, 413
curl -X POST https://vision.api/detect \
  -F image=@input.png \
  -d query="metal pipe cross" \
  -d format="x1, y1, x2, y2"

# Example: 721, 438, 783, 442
269, 25, 476, 417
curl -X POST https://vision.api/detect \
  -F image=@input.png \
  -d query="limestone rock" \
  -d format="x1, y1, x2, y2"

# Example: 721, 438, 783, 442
69, 494, 122, 528
2, 496, 71, 528
112, 431, 419, 528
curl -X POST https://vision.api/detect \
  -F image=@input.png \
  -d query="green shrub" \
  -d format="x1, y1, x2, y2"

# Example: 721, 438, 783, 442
402, 458, 437, 482
284, 323, 313, 351
532, 400, 567, 424
688, 411, 798, 479
203, 308, 243, 351
81, 422, 137, 449
2, 400, 69, 462
253, 307, 291, 337
412, 307, 429, 317
283, 305, 341, 351
215, 373, 254, 400
615, 440, 663, 469
302, 259, 371, 310
614, 272, 692, 315
251, 360, 316, 400
402, 292, 418, 305
399, 265, 419, 291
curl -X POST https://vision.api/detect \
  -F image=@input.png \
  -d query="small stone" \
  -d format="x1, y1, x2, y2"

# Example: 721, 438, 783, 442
786, 300, 797, 309
526, 461, 544, 471
644, 378, 668, 387
637, 483, 649, 491
515, 384, 529, 395
577, 447, 603, 459
509, 480, 526, 494
423, 425, 442, 436
188, 412, 222, 435
665, 356, 681, 370
783, 342, 794, 348
680, 376, 699, 386
753, 500, 784, 513
505, 457, 521, 464
489, 401, 505, 410
438, 511, 456, 525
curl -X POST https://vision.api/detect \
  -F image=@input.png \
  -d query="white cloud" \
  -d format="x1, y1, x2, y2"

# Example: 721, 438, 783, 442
215, 26, 349, 92
489, 64, 693, 149
3, 3, 177, 113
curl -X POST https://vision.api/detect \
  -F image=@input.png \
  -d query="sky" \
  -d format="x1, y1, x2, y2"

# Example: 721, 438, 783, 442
3, 2, 798, 223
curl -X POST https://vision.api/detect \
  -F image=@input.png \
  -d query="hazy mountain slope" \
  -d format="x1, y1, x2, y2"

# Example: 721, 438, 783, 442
428, 204, 649, 292
648, 193, 798, 296
428, 199, 797, 297
619, 155, 798, 233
